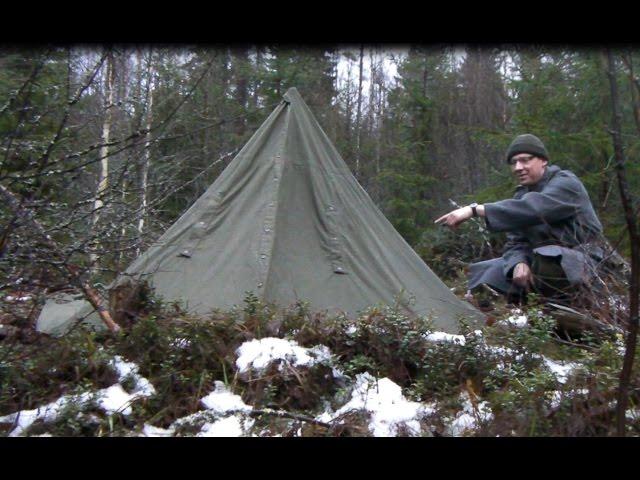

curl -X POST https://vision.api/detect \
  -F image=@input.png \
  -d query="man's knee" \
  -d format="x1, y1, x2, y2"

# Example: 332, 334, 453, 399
468, 257, 513, 294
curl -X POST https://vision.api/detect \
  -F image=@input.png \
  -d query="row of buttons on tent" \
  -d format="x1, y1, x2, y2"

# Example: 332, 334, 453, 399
257, 152, 282, 289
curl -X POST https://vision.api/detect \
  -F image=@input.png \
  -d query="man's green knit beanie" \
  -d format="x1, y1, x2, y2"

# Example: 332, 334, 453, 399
506, 134, 549, 163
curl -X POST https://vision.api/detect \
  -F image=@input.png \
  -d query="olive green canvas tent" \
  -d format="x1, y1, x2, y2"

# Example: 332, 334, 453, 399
37, 87, 483, 336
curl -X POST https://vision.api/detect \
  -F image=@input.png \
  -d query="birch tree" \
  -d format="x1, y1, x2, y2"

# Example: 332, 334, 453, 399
90, 49, 115, 272
137, 48, 155, 254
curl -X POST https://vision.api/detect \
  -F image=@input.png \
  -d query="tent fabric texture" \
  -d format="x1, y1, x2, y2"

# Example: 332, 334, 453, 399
36, 293, 103, 337
36, 87, 483, 336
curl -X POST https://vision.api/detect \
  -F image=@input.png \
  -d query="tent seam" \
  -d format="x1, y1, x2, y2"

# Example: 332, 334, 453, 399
258, 101, 291, 300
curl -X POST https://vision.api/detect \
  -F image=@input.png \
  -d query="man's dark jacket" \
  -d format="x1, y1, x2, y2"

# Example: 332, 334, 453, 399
468, 165, 604, 294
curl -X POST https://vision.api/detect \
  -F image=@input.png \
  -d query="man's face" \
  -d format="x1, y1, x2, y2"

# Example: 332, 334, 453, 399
509, 154, 548, 186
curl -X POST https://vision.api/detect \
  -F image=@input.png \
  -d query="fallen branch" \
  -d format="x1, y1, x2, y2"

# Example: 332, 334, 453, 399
247, 408, 331, 429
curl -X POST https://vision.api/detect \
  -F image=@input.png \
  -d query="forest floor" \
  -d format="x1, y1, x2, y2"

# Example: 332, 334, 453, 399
1, 275, 640, 437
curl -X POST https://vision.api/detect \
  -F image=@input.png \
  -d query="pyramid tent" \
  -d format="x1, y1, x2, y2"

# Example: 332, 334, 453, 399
37, 87, 483, 335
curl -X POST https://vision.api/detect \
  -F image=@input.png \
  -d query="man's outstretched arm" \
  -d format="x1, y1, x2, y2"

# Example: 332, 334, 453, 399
435, 174, 584, 231
483, 172, 583, 232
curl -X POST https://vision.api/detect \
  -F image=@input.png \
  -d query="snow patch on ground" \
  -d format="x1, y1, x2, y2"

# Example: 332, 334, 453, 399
424, 331, 466, 346
0, 386, 145, 436
0, 356, 156, 436
109, 356, 156, 397
543, 357, 579, 384
4, 295, 32, 302
0, 393, 89, 437
197, 415, 255, 437
548, 388, 589, 409
201, 381, 252, 414
316, 372, 434, 437
626, 408, 640, 421
142, 382, 255, 437
499, 307, 550, 328
236, 337, 332, 374
331, 366, 349, 381
141, 424, 175, 437
470, 332, 537, 366
447, 391, 494, 437
96, 384, 139, 415
504, 312, 529, 327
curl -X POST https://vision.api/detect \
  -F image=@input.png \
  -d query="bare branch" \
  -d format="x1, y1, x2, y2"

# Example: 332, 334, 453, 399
0, 182, 121, 333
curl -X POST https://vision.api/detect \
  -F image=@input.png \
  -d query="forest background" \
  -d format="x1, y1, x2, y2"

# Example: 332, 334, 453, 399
3, 44, 640, 437
1, 44, 639, 302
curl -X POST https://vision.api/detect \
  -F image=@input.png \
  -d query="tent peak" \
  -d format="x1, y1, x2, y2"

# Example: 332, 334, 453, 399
283, 87, 302, 104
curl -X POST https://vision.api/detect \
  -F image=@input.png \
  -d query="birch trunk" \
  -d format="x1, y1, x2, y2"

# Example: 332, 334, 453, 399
90, 50, 115, 273
137, 49, 154, 255
118, 53, 136, 267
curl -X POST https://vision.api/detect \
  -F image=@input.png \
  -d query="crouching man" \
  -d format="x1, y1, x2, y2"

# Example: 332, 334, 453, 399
435, 134, 605, 304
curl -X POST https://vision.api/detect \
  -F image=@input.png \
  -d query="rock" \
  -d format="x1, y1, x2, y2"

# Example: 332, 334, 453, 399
545, 302, 617, 337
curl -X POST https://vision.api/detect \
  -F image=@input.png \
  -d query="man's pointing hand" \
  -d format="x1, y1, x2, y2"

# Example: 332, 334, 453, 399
434, 206, 473, 228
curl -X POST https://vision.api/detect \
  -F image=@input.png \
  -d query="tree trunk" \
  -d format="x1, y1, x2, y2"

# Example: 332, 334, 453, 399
367, 48, 376, 138
621, 53, 640, 134
375, 61, 384, 177
232, 46, 249, 136
118, 52, 133, 268
344, 57, 353, 149
90, 49, 115, 273
355, 45, 364, 178
252, 47, 263, 109
137, 48, 154, 255
606, 49, 640, 437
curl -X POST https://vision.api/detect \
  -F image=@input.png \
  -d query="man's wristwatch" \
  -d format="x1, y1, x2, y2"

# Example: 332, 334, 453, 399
469, 202, 479, 218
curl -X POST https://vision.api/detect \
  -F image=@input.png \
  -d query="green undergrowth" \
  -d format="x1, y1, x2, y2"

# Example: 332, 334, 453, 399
1, 292, 640, 437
